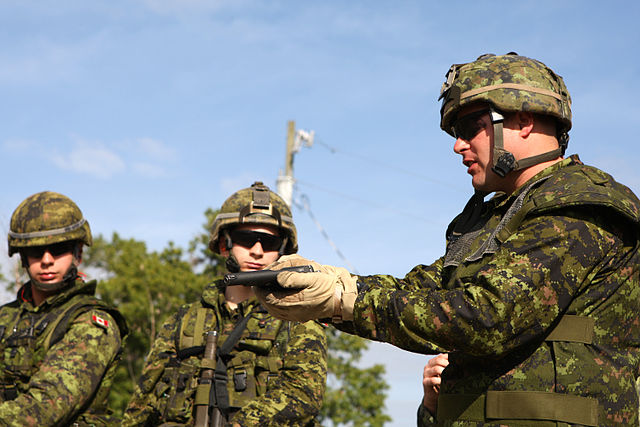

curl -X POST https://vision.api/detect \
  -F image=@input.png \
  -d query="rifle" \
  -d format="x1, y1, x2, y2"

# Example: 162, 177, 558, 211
194, 331, 223, 427
223, 265, 314, 287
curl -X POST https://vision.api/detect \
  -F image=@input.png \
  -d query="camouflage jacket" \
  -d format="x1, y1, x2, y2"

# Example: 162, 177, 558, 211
123, 279, 327, 426
344, 156, 640, 426
0, 278, 127, 426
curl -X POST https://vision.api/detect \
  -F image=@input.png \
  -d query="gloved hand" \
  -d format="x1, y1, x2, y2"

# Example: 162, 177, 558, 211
255, 254, 358, 323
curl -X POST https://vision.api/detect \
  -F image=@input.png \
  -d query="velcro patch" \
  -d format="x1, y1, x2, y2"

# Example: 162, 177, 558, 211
92, 313, 109, 329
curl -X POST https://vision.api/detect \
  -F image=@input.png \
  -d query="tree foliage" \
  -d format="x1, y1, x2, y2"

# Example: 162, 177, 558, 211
83, 209, 390, 425
320, 328, 390, 426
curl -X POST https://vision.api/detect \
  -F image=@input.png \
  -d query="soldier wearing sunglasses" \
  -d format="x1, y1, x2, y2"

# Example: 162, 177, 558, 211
0, 191, 128, 425
124, 182, 327, 427
255, 53, 640, 426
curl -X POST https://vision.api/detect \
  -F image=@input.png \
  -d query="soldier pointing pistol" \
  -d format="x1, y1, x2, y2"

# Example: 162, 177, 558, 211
123, 182, 327, 426
255, 53, 640, 426
0, 191, 128, 426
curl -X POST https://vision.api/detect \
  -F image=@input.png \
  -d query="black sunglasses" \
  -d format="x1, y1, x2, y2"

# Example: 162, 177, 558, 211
230, 229, 283, 252
23, 241, 76, 259
452, 109, 491, 141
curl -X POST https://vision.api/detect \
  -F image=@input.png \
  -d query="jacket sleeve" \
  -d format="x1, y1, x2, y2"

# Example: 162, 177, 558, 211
350, 210, 625, 356
122, 311, 181, 427
417, 402, 437, 427
0, 310, 122, 427
231, 320, 328, 426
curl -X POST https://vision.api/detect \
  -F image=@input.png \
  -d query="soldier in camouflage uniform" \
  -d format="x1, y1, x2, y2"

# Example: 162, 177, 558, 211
255, 53, 640, 426
0, 191, 128, 426
123, 182, 327, 427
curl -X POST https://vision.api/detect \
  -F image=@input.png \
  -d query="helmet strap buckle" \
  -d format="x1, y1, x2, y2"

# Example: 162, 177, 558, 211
488, 108, 518, 178
492, 151, 517, 177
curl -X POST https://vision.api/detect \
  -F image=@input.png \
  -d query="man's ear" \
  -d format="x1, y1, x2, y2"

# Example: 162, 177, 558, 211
517, 111, 535, 138
19, 253, 28, 269
219, 239, 229, 257
74, 243, 84, 265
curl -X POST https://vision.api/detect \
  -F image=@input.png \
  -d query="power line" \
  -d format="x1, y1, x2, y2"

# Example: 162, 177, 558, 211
314, 137, 466, 192
294, 194, 359, 274
295, 179, 445, 226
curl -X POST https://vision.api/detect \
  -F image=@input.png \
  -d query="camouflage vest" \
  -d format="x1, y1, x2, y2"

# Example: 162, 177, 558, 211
0, 280, 127, 426
437, 156, 640, 426
154, 289, 292, 424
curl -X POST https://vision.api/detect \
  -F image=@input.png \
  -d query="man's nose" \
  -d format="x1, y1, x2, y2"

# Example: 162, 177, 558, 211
453, 137, 469, 154
40, 250, 54, 264
250, 242, 264, 255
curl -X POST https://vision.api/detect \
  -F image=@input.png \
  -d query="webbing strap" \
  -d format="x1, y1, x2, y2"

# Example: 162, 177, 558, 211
200, 359, 216, 370
438, 391, 598, 425
8, 218, 86, 239
177, 305, 193, 350
212, 311, 253, 415
546, 315, 594, 344
194, 382, 211, 405
193, 308, 207, 347
515, 148, 564, 171
461, 83, 565, 101
44, 299, 105, 350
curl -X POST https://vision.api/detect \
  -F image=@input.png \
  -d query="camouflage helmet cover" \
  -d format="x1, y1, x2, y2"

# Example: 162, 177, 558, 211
209, 182, 298, 254
8, 191, 92, 256
439, 53, 572, 146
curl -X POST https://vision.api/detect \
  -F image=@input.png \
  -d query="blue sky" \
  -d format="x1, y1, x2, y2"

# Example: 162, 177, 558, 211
1, 1, 640, 424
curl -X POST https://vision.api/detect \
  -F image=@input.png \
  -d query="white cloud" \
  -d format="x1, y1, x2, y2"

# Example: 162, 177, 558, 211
0, 35, 103, 86
132, 162, 166, 178
2, 139, 36, 152
52, 140, 125, 179
136, 137, 175, 160
17, 135, 175, 180
142, 0, 229, 15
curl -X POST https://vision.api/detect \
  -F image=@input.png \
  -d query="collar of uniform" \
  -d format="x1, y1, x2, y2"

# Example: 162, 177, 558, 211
492, 155, 578, 210
17, 278, 97, 312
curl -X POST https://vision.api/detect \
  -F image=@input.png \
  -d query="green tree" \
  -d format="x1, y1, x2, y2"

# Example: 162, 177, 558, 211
84, 210, 390, 425
320, 328, 390, 426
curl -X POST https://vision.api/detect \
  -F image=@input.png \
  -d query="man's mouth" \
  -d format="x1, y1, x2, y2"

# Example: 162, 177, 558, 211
245, 263, 263, 271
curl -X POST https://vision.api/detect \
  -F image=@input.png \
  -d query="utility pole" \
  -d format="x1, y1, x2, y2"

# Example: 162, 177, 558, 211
276, 120, 314, 207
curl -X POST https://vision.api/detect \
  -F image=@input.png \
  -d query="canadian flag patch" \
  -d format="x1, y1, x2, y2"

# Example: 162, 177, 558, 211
92, 314, 109, 329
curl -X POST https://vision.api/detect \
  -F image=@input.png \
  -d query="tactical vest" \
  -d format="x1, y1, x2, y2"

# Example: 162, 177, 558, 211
0, 281, 127, 426
437, 157, 640, 426
153, 299, 292, 424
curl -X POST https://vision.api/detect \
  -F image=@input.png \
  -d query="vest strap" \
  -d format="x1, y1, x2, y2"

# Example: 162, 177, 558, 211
195, 382, 212, 405
438, 391, 598, 426
200, 358, 216, 370
193, 307, 208, 347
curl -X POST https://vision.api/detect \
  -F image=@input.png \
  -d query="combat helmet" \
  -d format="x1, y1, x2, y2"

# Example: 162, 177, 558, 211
8, 191, 92, 257
439, 52, 572, 177
209, 181, 297, 255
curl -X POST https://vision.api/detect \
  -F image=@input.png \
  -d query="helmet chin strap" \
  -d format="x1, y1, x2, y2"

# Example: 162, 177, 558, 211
225, 255, 241, 274
490, 109, 563, 178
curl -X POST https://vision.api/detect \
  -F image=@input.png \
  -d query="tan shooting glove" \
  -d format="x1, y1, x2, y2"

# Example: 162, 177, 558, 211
255, 254, 358, 323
